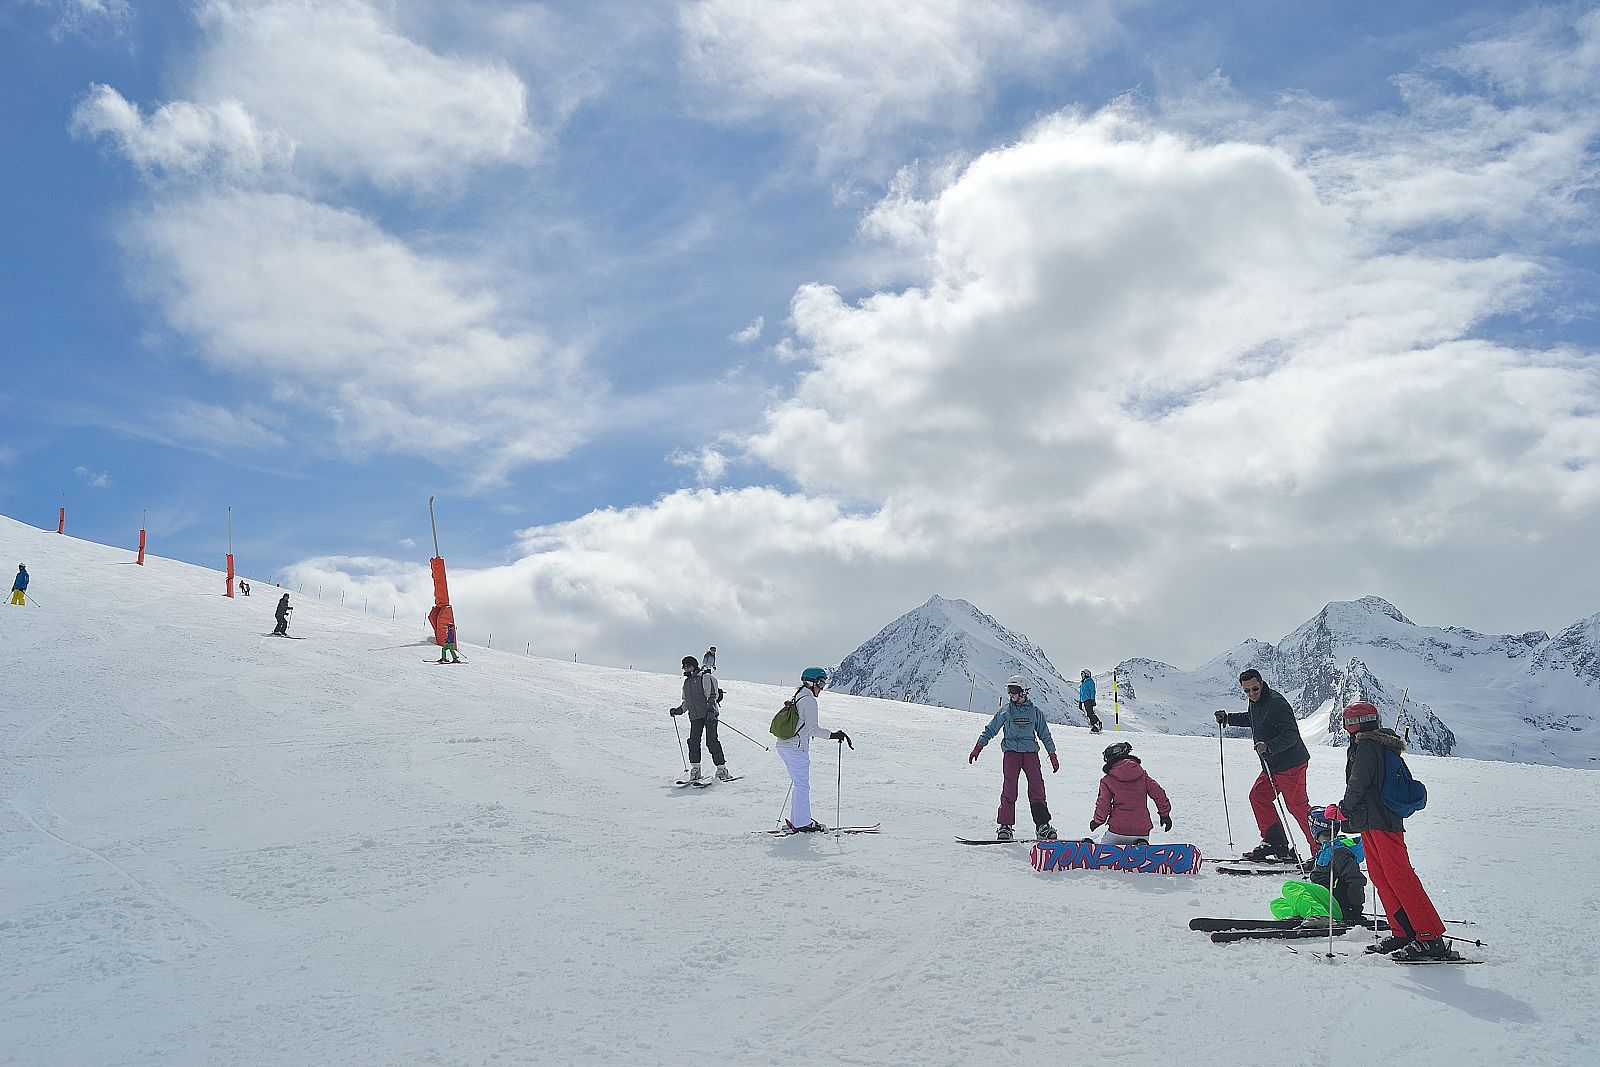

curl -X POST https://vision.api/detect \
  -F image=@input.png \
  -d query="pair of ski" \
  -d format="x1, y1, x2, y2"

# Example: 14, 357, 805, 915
956, 836, 1051, 845
673, 776, 743, 789
1210, 856, 1304, 877
1191, 916, 1387, 942
758, 824, 881, 837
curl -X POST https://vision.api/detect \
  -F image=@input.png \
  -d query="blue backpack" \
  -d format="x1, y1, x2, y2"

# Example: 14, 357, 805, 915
1380, 747, 1427, 817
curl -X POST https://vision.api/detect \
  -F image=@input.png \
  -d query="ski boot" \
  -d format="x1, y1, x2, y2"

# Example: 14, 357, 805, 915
1390, 938, 1462, 963
688, 764, 704, 783
1364, 933, 1410, 955
1240, 841, 1292, 863
1036, 823, 1058, 841
715, 765, 734, 782
996, 824, 1014, 841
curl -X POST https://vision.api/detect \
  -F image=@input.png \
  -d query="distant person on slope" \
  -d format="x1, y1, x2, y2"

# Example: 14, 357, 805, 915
1078, 669, 1103, 733
9, 564, 27, 606
969, 675, 1058, 841
436, 622, 461, 663
1215, 668, 1313, 862
703, 645, 717, 672
272, 593, 293, 636
1332, 702, 1460, 961
669, 655, 732, 784
1089, 741, 1171, 844
774, 667, 851, 832
238, 580, 250, 596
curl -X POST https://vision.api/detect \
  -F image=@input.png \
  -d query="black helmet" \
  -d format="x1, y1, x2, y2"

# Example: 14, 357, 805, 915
1102, 741, 1133, 764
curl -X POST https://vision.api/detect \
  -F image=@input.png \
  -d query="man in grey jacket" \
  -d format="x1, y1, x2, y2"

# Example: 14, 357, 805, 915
670, 655, 731, 783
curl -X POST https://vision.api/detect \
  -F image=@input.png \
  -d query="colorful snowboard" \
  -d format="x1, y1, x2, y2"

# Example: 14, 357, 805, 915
1030, 840, 1202, 875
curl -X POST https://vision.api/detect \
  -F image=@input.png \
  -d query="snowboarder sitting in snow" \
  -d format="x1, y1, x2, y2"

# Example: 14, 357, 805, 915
1088, 741, 1172, 845
1272, 805, 1366, 924
10, 563, 27, 606
272, 593, 292, 636
969, 675, 1058, 841
436, 622, 461, 663
670, 655, 732, 784
1078, 669, 1103, 733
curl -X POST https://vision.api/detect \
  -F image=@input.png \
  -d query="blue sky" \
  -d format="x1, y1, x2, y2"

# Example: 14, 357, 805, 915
3, 1, 1597, 681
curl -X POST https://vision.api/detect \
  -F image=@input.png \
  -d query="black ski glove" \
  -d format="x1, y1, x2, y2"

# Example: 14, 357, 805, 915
1089, 819, 1102, 832
669, 707, 684, 716
1214, 709, 1228, 724
1159, 813, 1172, 832
830, 730, 853, 749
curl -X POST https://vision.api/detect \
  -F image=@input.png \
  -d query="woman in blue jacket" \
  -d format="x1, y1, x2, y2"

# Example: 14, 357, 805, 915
969, 675, 1059, 841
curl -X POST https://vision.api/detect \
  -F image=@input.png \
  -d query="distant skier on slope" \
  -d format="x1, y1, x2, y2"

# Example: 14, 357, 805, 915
969, 675, 1058, 841
1215, 668, 1313, 862
669, 655, 732, 784
703, 645, 717, 672
773, 667, 851, 832
1332, 701, 1460, 961
1089, 741, 1171, 844
1078, 669, 1103, 733
435, 621, 461, 663
272, 593, 293, 636
9, 564, 27, 606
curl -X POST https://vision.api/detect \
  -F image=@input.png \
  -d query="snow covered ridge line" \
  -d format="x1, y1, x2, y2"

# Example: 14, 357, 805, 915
834, 593, 1600, 769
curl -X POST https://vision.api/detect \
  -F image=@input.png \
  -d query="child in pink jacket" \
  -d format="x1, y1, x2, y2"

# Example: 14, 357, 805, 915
1089, 742, 1173, 844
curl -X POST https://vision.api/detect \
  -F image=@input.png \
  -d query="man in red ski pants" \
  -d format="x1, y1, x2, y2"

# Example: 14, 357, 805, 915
1216, 669, 1314, 863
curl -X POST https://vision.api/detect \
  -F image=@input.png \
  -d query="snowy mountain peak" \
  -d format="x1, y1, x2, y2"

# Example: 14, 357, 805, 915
832, 596, 1088, 726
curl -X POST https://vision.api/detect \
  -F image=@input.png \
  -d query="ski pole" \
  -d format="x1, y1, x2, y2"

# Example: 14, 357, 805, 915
775, 782, 793, 829
716, 718, 770, 751
1218, 722, 1234, 850
1258, 754, 1307, 869
670, 712, 688, 773
835, 739, 843, 836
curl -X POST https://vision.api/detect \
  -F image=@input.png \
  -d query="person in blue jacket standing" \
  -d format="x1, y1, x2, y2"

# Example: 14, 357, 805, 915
10, 564, 28, 606
969, 675, 1059, 841
1078, 669, 1103, 733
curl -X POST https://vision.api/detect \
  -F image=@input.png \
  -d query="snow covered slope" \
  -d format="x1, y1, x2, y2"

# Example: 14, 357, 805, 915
831, 595, 1091, 728
1111, 596, 1600, 769
1, 516, 1594, 1066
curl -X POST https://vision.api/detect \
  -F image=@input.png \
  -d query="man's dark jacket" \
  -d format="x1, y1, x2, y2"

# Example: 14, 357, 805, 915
1222, 684, 1310, 773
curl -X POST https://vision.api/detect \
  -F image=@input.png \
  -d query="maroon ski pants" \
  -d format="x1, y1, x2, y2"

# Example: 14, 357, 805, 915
998, 751, 1050, 827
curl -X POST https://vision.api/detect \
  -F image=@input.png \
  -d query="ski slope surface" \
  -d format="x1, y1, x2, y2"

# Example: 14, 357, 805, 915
0, 516, 1594, 1066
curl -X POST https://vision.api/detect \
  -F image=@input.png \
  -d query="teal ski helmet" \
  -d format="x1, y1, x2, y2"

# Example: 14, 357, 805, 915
800, 666, 829, 685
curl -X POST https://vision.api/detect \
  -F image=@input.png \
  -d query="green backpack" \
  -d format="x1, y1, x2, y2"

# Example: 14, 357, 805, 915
769, 689, 804, 740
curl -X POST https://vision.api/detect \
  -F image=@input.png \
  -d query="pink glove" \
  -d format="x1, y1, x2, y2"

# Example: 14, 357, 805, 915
1324, 804, 1344, 821
968, 744, 983, 764
1048, 752, 1060, 772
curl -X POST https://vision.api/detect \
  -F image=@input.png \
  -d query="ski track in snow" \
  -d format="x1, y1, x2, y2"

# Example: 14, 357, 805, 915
0, 515, 1596, 1065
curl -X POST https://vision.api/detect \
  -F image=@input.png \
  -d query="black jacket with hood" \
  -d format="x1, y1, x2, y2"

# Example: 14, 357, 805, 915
1337, 728, 1407, 834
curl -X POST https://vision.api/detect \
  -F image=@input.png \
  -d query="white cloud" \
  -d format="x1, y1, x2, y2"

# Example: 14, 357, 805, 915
305, 15, 1600, 678
730, 316, 764, 344
680, 0, 1117, 167
126, 191, 595, 479
188, 0, 534, 193
23, 0, 131, 40
73, 465, 112, 488
71, 85, 294, 179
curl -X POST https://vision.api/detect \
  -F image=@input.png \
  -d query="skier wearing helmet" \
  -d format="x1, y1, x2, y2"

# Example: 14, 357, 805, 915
969, 675, 1058, 841
1089, 741, 1172, 844
1078, 669, 1103, 733
774, 667, 852, 832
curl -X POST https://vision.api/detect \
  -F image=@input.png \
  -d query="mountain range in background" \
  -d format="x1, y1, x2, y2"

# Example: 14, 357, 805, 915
830, 596, 1094, 730
833, 594, 1600, 769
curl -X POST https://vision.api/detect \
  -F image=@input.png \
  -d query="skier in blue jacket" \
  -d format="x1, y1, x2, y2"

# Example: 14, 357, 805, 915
969, 675, 1058, 841
1078, 669, 1103, 733
10, 564, 28, 606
